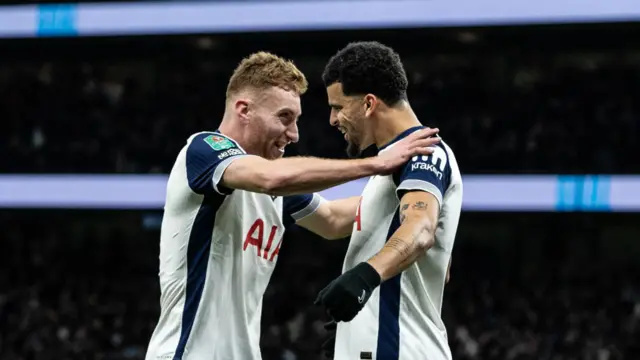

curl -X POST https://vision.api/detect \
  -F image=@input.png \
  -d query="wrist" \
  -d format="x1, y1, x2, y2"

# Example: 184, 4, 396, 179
354, 262, 382, 288
368, 256, 392, 281
360, 157, 384, 175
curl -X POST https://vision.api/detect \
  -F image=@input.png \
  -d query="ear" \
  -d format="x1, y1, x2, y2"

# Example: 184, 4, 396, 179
234, 99, 250, 123
363, 94, 379, 117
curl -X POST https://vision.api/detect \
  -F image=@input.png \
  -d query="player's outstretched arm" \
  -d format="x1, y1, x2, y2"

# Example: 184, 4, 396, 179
367, 191, 439, 281
221, 128, 440, 196
296, 196, 361, 240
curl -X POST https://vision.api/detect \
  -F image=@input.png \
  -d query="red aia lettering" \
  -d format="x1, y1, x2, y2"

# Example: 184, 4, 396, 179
243, 219, 264, 257
354, 198, 363, 231
262, 225, 278, 260
243, 218, 281, 261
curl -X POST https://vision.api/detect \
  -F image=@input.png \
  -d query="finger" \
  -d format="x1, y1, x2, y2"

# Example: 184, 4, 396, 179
413, 147, 436, 156
425, 127, 440, 136
407, 138, 440, 152
412, 138, 441, 149
422, 136, 441, 146
411, 127, 439, 139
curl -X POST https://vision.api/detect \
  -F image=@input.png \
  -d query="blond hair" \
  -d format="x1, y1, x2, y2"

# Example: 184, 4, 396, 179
226, 51, 308, 99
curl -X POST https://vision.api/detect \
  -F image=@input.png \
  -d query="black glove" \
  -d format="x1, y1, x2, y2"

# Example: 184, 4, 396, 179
321, 320, 336, 359
314, 262, 381, 322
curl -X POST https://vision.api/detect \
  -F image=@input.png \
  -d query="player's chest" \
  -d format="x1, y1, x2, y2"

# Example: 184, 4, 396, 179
354, 176, 399, 235
230, 191, 286, 266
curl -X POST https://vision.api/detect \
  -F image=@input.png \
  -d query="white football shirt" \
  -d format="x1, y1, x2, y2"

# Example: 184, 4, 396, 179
334, 126, 463, 360
145, 131, 321, 360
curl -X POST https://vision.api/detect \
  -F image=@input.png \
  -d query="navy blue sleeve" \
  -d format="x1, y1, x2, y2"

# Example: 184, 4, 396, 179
282, 193, 322, 228
393, 143, 452, 208
185, 132, 247, 196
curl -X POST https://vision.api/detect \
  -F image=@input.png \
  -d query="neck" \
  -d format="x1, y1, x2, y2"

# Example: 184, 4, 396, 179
370, 101, 422, 149
218, 110, 255, 154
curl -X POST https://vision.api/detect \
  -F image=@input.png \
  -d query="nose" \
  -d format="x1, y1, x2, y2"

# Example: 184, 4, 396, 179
329, 111, 339, 127
286, 122, 299, 144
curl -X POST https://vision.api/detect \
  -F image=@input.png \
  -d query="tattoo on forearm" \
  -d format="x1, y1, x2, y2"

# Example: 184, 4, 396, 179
400, 204, 409, 223
384, 227, 432, 272
385, 237, 417, 270
412, 201, 427, 211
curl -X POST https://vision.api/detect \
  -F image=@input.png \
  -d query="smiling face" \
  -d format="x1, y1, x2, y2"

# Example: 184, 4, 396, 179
242, 86, 302, 159
322, 42, 411, 156
326, 83, 373, 158
225, 52, 308, 159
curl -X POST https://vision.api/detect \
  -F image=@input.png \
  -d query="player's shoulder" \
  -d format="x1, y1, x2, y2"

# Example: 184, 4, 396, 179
429, 138, 461, 183
390, 133, 457, 187
185, 131, 246, 156
187, 131, 238, 148
403, 134, 451, 168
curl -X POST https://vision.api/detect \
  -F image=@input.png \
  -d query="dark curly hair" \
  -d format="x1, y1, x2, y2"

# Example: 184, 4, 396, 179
322, 41, 408, 106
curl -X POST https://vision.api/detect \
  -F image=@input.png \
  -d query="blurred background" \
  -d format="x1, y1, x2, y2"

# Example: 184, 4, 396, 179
1, 1, 640, 360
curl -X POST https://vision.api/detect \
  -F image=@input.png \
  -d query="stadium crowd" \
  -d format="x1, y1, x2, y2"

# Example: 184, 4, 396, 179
1, 42, 638, 174
1, 212, 639, 360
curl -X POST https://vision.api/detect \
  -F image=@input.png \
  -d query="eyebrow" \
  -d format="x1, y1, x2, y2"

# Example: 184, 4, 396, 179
277, 107, 295, 114
328, 103, 342, 109
277, 108, 301, 120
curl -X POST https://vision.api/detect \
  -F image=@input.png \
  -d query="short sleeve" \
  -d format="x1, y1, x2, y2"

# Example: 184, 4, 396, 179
393, 143, 452, 208
282, 193, 323, 228
185, 132, 247, 196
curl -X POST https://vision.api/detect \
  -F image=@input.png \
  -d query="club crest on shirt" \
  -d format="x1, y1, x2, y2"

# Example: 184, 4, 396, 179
204, 134, 234, 151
